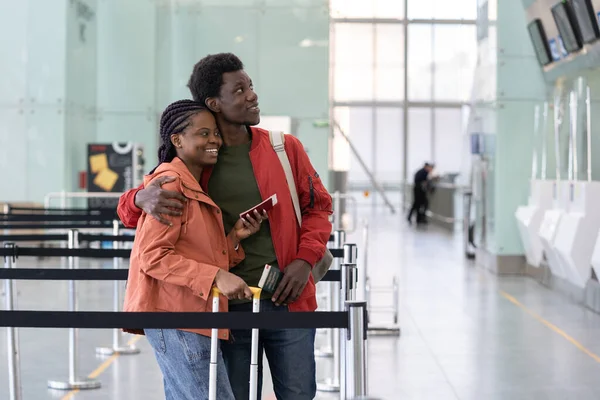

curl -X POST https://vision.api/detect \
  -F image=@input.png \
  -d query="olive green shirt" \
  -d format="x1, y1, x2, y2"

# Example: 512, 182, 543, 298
207, 141, 278, 302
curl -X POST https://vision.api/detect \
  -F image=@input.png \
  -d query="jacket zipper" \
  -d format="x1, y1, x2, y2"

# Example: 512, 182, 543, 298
309, 176, 315, 208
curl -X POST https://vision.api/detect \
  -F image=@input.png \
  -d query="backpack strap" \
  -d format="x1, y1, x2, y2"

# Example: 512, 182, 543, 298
269, 130, 302, 227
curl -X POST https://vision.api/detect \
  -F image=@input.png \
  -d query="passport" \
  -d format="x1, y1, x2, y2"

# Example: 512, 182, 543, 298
257, 264, 282, 294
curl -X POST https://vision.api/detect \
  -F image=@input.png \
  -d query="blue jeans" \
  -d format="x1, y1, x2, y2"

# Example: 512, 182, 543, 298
221, 300, 317, 400
144, 329, 235, 400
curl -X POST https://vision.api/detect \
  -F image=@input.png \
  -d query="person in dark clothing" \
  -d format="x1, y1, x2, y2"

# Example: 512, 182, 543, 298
407, 163, 434, 224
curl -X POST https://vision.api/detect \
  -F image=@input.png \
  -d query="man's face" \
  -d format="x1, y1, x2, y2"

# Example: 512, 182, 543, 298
216, 70, 260, 126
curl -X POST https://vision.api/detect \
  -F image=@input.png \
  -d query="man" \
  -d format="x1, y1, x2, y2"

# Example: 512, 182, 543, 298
407, 162, 433, 224
117, 53, 332, 400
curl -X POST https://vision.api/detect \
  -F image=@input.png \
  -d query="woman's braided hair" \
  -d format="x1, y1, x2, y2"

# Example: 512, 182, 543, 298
151, 100, 208, 172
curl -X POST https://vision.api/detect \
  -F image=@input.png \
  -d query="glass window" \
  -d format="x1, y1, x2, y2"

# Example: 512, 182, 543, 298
330, 0, 374, 18
408, 0, 477, 20
344, 107, 374, 183
407, 24, 432, 101
407, 108, 432, 175
375, 107, 404, 182
433, 25, 477, 101
333, 23, 373, 67
333, 23, 374, 101
332, 107, 351, 171
334, 67, 374, 101
375, 24, 404, 101
374, 0, 404, 19
330, 0, 404, 19
433, 108, 464, 174
408, 0, 434, 19
433, 0, 477, 20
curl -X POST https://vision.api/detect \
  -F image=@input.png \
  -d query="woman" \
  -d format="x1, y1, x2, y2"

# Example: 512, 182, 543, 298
123, 99, 265, 400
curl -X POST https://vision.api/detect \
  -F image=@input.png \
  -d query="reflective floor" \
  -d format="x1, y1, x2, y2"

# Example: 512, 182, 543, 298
3, 205, 600, 399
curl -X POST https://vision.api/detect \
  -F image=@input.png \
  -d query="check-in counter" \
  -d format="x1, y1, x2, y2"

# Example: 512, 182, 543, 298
538, 181, 572, 279
403, 182, 463, 230
515, 180, 554, 267
553, 181, 600, 288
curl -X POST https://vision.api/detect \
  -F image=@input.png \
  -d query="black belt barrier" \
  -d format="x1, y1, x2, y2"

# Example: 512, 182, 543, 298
0, 268, 341, 282
0, 247, 130, 258
3, 206, 117, 214
0, 234, 68, 242
1, 214, 118, 222
0, 246, 344, 259
0, 222, 116, 230
0, 310, 348, 329
79, 234, 135, 242
0, 234, 135, 242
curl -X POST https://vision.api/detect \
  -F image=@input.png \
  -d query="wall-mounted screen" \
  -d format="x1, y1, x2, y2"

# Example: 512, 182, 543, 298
570, 0, 600, 44
551, 1, 583, 53
527, 19, 553, 66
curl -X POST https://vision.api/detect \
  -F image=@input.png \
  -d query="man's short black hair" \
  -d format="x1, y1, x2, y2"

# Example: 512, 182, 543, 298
187, 53, 244, 105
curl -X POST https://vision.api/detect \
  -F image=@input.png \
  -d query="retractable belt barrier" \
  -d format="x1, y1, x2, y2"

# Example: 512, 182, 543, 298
0, 268, 342, 282
0, 223, 117, 230
3, 206, 117, 214
1, 234, 370, 400
0, 234, 134, 242
0, 246, 343, 260
0, 247, 343, 282
0, 310, 349, 330
4, 233, 330, 243
1, 214, 119, 222
0, 234, 68, 242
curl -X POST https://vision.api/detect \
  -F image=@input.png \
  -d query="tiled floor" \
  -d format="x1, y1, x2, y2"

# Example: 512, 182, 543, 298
3, 206, 600, 399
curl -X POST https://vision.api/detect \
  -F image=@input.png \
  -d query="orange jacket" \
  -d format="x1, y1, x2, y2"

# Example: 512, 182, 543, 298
123, 157, 245, 340
118, 127, 333, 312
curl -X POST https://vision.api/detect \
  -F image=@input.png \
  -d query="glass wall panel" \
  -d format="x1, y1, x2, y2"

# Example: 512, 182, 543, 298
408, 0, 477, 20
407, 25, 432, 101
433, 108, 463, 174
407, 108, 432, 175
333, 23, 374, 101
432, 0, 477, 20
375, 108, 404, 182
375, 24, 404, 101
433, 25, 477, 101
330, 0, 404, 19
342, 107, 374, 183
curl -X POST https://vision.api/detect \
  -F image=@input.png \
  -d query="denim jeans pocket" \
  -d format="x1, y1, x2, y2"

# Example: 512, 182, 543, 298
175, 330, 211, 362
144, 329, 167, 354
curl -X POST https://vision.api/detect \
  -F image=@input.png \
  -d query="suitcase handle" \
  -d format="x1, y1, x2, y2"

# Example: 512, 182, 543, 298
211, 286, 262, 300
209, 286, 262, 400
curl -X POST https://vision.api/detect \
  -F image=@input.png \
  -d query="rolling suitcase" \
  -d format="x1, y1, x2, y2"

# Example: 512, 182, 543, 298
209, 286, 262, 400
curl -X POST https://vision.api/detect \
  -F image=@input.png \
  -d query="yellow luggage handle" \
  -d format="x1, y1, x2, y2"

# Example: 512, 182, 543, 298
211, 286, 262, 300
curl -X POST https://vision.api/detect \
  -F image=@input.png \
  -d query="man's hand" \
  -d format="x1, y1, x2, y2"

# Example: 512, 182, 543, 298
271, 260, 312, 306
134, 176, 187, 226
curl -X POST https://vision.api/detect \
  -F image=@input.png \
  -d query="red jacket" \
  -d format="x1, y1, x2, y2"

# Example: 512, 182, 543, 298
117, 127, 333, 312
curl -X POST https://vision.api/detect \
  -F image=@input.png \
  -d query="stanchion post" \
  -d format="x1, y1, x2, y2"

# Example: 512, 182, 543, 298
96, 220, 140, 356
316, 230, 345, 359
345, 301, 368, 399
316, 230, 346, 393
333, 191, 341, 231
463, 191, 474, 259
340, 243, 358, 400
342, 244, 359, 303
4, 243, 23, 400
362, 221, 369, 302
48, 230, 101, 391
